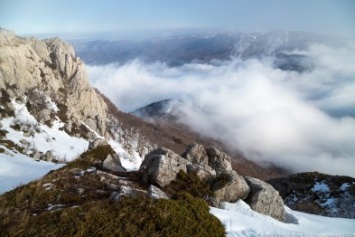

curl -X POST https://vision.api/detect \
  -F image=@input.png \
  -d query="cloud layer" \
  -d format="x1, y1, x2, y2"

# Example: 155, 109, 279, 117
87, 43, 355, 177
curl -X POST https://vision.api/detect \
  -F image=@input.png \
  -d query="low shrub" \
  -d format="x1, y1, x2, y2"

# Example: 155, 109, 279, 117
1, 194, 225, 237
65, 145, 113, 169
164, 170, 213, 200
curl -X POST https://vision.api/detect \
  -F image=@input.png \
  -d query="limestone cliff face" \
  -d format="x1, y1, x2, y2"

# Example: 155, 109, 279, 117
0, 28, 107, 137
0, 28, 157, 159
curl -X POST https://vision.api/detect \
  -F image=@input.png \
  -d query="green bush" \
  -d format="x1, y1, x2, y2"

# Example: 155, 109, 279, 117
164, 170, 213, 200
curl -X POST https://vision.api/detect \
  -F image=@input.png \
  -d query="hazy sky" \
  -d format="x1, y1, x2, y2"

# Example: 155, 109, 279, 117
1, 0, 354, 38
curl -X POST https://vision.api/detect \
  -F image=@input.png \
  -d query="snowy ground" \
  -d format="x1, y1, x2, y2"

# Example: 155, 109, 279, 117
210, 200, 355, 237
0, 150, 63, 194
0, 97, 87, 194
1, 98, 88, 162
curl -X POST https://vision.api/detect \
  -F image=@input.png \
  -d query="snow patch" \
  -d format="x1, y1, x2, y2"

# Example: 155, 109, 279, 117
210, 200, 355, 236
312, 182, 330, 192
1, 98, 89, 162
0, 151, 64, 194
108, 139, 143, 171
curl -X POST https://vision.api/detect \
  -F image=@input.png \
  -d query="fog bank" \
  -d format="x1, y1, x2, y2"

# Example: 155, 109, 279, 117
87, 43, 355, 177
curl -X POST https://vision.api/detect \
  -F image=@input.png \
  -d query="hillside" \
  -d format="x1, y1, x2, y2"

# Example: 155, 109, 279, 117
0, 29, 354, 236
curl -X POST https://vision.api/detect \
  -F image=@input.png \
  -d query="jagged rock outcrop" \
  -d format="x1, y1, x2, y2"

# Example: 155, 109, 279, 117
139, 147, 190, 187
0, 28, 158, 161
268, 172, 355, 219
0, 28, 108, 137
140, 144, 250, 206
245, 176, 286, 221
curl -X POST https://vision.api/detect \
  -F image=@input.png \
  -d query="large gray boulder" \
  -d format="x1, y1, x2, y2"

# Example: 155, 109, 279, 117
103, 153, 126, 172
206, 147, 232, 174
211, 170, 250, 206
245, 176, 285, 221
183, 143, 209, 168
139, 147, 190, 187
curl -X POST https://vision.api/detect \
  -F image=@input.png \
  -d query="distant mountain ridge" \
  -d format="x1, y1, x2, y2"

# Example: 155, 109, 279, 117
71, 31, 344, 70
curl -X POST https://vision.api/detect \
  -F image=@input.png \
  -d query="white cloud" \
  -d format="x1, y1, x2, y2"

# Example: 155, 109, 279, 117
87, 44, 355, 177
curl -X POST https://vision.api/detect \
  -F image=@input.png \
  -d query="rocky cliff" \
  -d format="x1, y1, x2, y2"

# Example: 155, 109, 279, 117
0, 28, 158, 161
0, 28, 108, 137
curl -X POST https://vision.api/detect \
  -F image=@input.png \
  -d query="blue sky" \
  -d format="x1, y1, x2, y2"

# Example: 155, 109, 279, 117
0, 0, 354, 38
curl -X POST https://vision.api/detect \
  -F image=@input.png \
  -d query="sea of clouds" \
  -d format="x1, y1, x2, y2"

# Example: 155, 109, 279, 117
87, 43, 355, 177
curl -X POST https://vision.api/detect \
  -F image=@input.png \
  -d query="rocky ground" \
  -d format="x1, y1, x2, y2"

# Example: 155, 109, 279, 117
0, 139, 288, 236
268, 172, 355, 219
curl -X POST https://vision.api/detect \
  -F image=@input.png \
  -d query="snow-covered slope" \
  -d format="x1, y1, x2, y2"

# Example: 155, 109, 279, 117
0, 97, 89, 194
210, 200, 355, 236
1, 97, 89, 162
0, 152, 64, 194
0, 97, 145, 194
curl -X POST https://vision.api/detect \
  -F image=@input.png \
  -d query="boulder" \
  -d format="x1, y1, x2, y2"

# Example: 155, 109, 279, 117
103, 153, 126, 172
245, 176, 285, 221
206, 147, 232, 173
139, 147, 190, 187
211, 170, 250, 206
186, 164, 216, 181
183, 143, 209, 168
148, 185, 169, 200
88, 138, 108, 150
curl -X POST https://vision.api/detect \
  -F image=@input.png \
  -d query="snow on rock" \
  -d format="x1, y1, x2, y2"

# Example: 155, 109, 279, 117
0, 96, 88, 194
108, 139, 143, 171
210, 200, 355, 237
1, 98, 89, 162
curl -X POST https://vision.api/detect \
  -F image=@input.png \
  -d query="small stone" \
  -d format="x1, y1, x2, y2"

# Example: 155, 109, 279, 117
31, 150, 42, 160
23, 131, 31, 137
148, 185, 169, 200
44, 150, 54, 162
76, 188, 85, 195
107, 183, 119, 190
